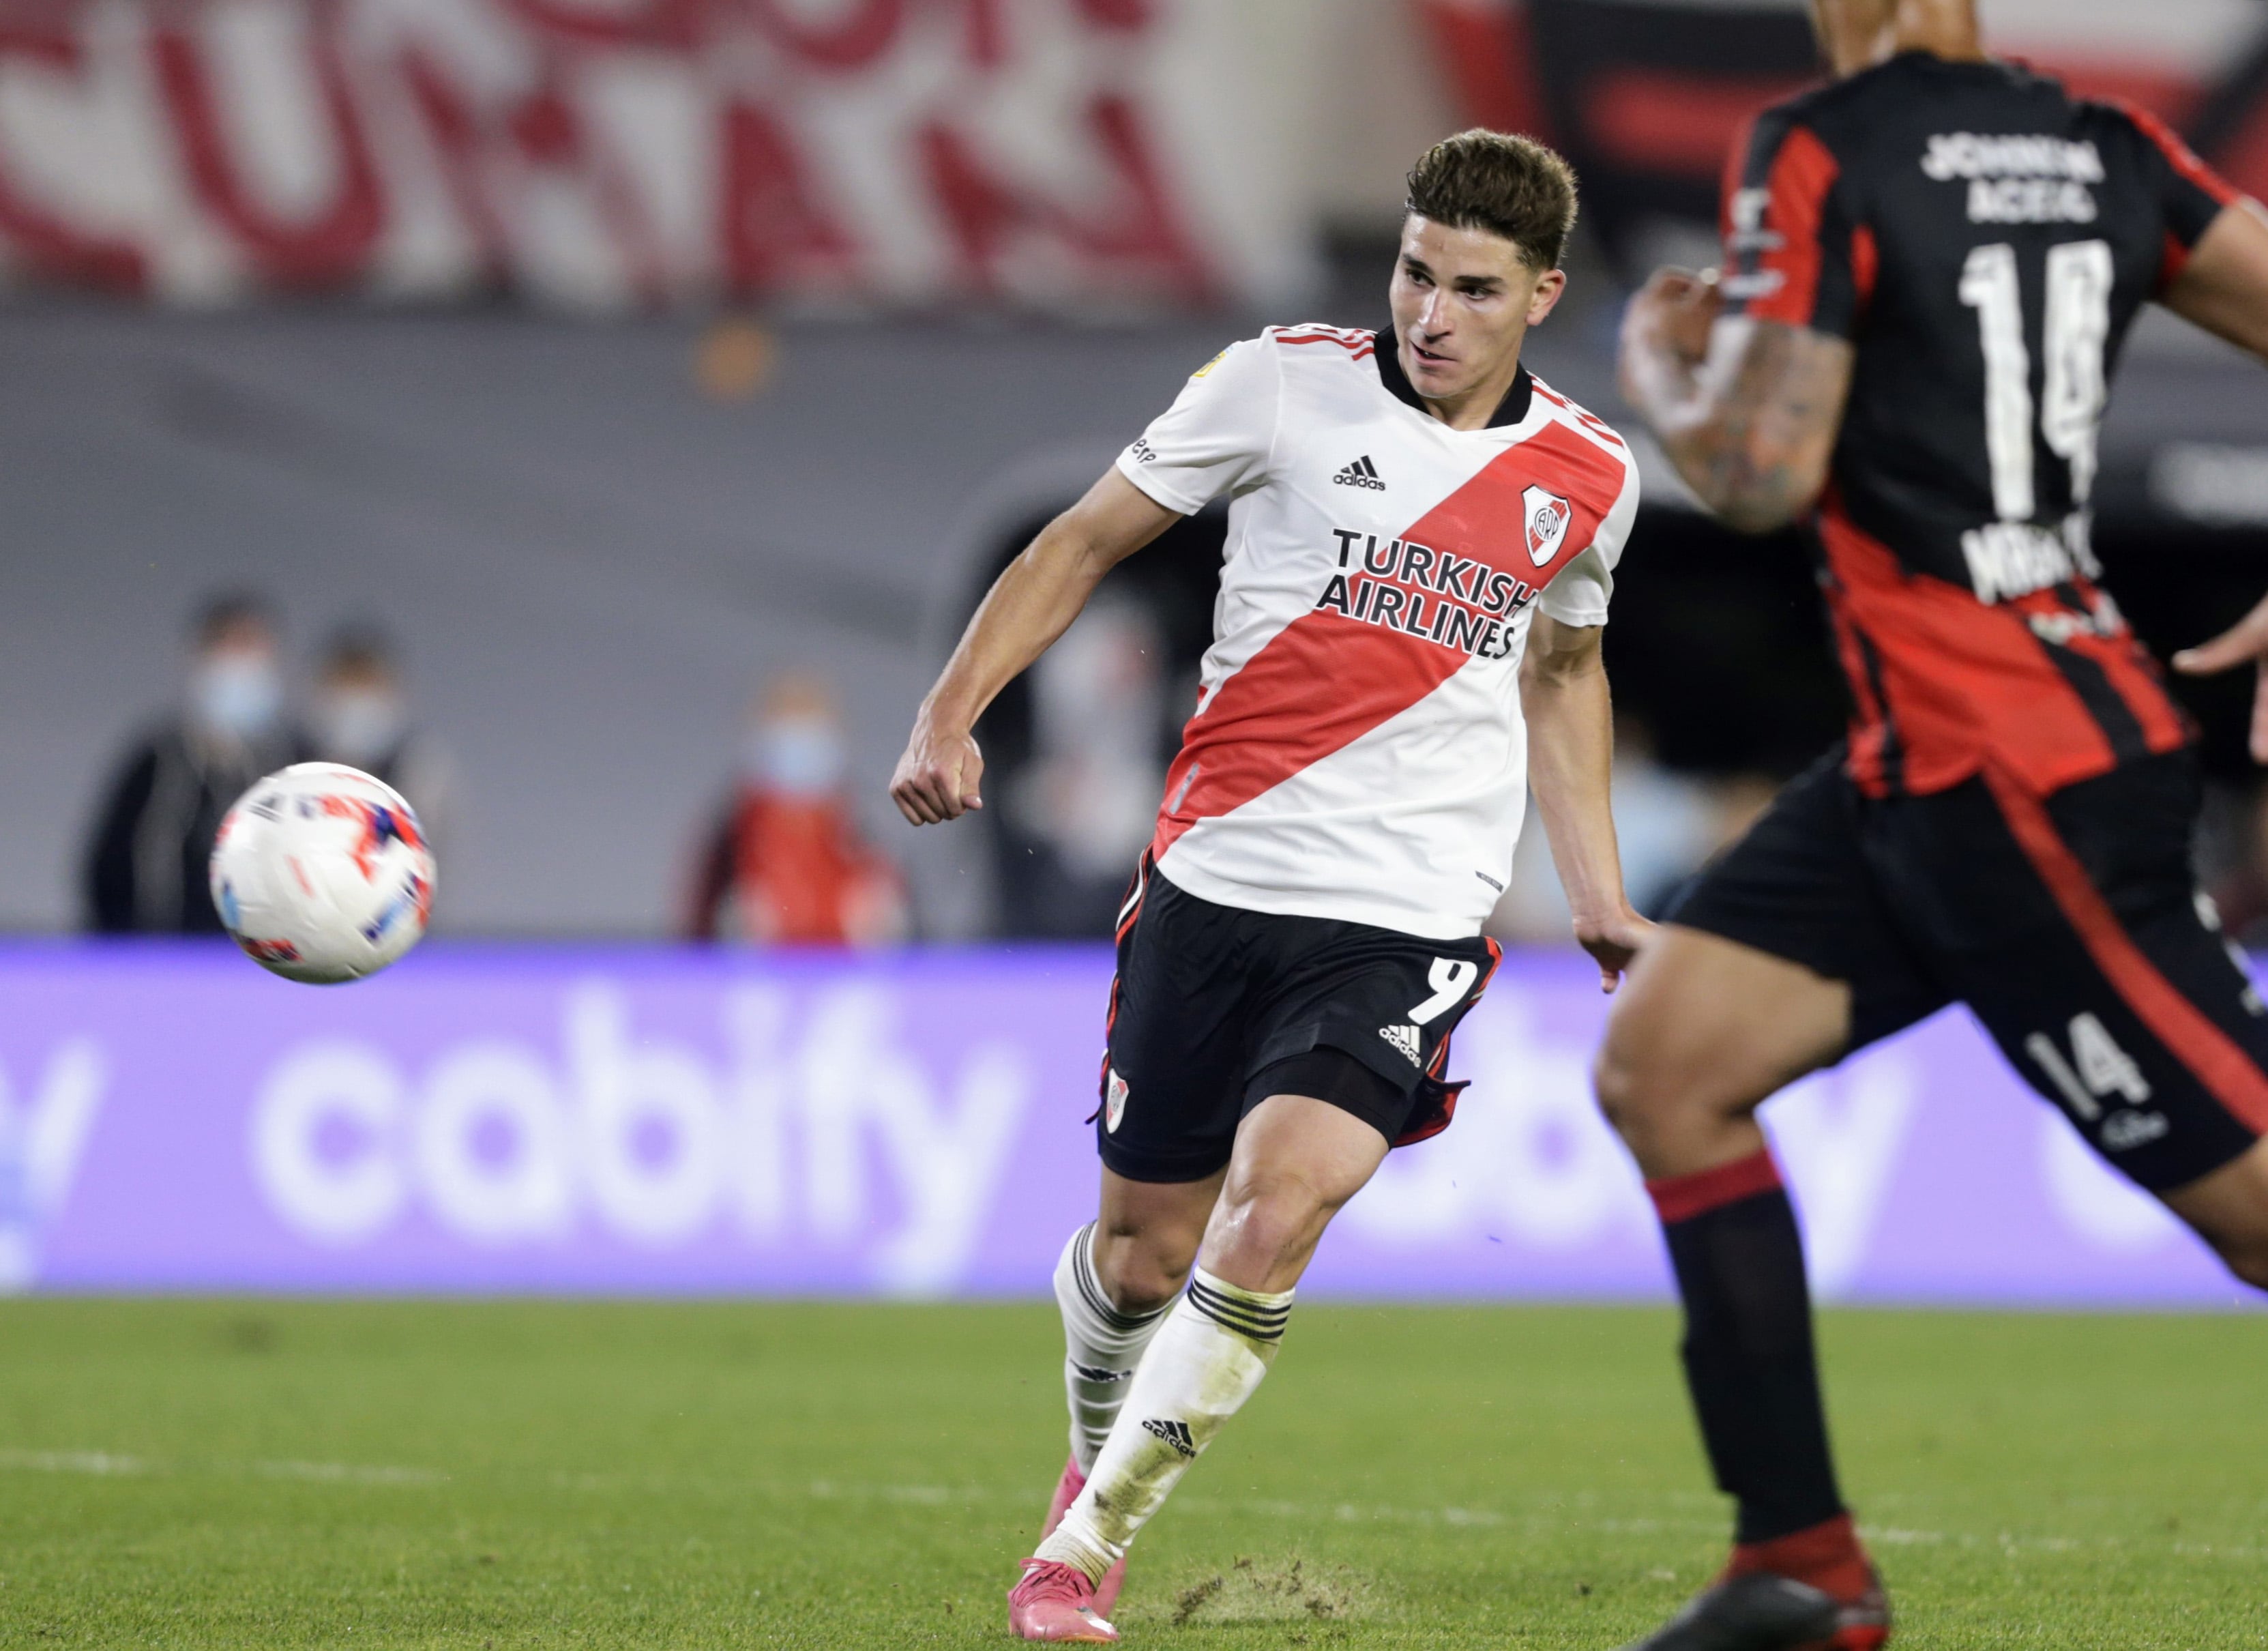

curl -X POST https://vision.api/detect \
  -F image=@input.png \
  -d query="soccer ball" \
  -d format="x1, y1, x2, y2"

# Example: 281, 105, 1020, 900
210, 763, 436, 984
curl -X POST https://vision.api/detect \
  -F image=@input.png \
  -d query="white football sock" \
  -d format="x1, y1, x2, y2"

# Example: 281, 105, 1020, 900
1054, 1222, 1173, 1474
1035, 1266, 1293, 1582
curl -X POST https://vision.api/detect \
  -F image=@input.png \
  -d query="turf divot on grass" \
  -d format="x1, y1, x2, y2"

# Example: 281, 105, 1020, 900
1155, 1555, 1373, 1625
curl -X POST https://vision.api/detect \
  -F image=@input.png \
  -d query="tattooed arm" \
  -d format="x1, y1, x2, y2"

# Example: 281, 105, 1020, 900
1616, 267, 1854, 534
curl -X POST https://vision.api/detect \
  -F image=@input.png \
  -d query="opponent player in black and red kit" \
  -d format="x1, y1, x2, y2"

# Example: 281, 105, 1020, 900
1608, 0, 2268, 1646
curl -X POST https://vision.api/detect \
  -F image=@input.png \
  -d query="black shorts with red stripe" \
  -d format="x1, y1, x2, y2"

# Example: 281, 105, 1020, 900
1668, 748, 2267, 1192
1096, 860, 1499, 1183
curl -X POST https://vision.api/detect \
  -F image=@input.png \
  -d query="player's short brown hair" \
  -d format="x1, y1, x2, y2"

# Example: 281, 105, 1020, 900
1404, 129, 1579, 271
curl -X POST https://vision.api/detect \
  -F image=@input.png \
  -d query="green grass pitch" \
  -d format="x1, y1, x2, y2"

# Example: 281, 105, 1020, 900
0, 1300, 2263, 1648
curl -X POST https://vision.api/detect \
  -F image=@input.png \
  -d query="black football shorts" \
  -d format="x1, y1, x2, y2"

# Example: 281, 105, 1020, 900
1095, 858, 1501, 1184
1669, 746, 2268, 1192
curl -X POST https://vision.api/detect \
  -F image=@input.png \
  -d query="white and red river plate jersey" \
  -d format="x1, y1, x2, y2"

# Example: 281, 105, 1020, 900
1116, 323, 1640, 941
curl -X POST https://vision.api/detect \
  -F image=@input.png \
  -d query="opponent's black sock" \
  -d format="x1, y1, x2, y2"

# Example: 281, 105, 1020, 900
1648, 1149, 1850, 1552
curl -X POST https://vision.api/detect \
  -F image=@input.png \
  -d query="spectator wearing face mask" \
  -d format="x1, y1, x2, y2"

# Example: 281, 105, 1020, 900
303, 623, 454, 868
83, 591, 296, 933
685, 673, 908, 945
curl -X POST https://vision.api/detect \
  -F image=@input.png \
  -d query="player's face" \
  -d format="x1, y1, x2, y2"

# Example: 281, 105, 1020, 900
1389, 216, 1565, 409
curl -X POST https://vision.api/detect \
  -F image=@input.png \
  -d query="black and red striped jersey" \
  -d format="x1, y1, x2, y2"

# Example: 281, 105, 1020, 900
1721, 50, 2241, 798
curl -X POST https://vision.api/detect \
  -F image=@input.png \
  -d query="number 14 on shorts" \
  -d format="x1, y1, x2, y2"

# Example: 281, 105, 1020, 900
2024, 1011, 2149, 1121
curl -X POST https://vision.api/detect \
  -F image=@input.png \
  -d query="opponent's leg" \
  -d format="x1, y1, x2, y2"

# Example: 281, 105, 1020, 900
1033, 1096, 1386, 1585
2165, 1137, 2268, 1291
1597, 923, 1849, 1176
1596, 924, 1889, 1650
1945, 765, 2268, 1295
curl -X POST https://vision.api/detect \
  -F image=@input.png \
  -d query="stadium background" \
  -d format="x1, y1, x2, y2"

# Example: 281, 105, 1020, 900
3, 0, 2264, 1309
5, 6, 2267, 1646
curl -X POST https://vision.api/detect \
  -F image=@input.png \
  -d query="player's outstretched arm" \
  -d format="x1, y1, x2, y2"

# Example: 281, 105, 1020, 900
1617, 268, 1853, 534
2168, 200, 2268, 763
2164, 197, 2268, 362
890, 468, 1180, 826
1520, 613, 1653, 993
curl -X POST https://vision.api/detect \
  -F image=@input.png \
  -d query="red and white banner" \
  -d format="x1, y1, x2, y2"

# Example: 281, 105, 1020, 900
0, 0, 1311, 308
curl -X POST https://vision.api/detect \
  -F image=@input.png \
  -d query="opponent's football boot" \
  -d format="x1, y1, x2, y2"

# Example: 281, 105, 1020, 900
1041, 1455, 1128, 1617
1619, 1566, 1890, 1651
1007, 1558, 1119, 1643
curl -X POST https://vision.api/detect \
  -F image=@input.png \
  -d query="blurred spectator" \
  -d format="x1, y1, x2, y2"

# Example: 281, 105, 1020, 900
303, 622, 455, 858
2198, 779, 2268, 948
997, 596, 1171, 937
686, 673, 907, 946
83, 592, 294, 933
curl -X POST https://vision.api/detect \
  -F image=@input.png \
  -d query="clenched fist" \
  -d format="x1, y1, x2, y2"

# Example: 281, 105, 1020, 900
890, 720, 985, 825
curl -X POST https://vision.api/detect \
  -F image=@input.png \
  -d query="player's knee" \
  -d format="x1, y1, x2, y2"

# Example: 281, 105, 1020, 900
1593, 1019, 1769, 1174
1091, 1225, 1196, 1315
1207, 1174, 1331, 1280
1593, 1035, 1674, 1153
1591, 1042, 1638, 1135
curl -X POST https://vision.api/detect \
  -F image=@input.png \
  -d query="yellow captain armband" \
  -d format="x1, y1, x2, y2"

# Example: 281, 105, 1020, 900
1191, 349, 1228, 379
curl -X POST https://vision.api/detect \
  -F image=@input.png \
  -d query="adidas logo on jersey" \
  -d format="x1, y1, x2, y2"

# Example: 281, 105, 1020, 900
1379, 1023, 1422, 1066
1141, 1417, 1198, 1459
1331, 454, 1385, 490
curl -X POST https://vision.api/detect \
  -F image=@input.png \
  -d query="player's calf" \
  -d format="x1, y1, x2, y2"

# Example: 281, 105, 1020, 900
1055, 1223, 1175, 1473
1022, 1094, 1379, 1610
1031, 1264, 1295, 1589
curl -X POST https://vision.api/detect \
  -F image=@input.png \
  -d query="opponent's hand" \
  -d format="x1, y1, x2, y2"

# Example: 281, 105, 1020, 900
2173, 592, 2268, 763
1619, 267, 1722, 384
889, 720, 984, 825
1573, 906, 1656, 995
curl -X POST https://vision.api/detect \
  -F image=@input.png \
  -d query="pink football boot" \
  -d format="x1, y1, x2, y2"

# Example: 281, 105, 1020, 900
1007, 1558, 1118, 1643
1042, 1456, 1128, 1617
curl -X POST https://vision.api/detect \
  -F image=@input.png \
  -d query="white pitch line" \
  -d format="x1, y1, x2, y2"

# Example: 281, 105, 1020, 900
4, 1454, 2256, 1564
254, 1459, 449, 1487
0, 1449, 147, 1476
797, 1478, 1509, 1528
0, 1449, 445, 1487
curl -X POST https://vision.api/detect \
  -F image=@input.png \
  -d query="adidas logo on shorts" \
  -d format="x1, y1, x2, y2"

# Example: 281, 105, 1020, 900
1141, 1418, 1198, 1459
1379, 1023, 1422, 1066
1331, 454, 1385, 489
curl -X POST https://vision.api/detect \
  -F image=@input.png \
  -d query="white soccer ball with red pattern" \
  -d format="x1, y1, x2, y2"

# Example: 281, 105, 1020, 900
209, 763, 436, 984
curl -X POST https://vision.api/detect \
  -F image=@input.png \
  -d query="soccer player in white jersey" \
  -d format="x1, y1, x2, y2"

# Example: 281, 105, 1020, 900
891, 130, 1647, 1643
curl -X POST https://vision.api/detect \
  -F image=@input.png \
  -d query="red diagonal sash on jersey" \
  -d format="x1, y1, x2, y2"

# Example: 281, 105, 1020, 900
1150, 421, 1625, 860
